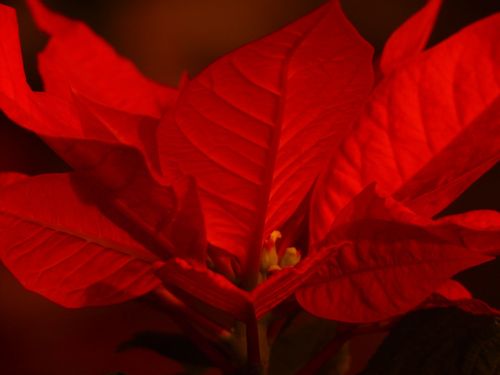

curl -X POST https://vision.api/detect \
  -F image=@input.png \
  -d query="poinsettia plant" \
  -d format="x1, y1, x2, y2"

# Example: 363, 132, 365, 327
0, 0, 499, 373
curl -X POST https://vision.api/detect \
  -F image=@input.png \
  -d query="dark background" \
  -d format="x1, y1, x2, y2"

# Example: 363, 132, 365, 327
0, 0, 498, 374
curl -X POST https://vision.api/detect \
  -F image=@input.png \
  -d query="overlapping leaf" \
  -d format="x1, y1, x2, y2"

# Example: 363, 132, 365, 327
0, 173, 160, 307
436, 210, 500, 257
310, 12, 500, 243
297, 186, 493, 322
25, 0, 179, 170
0, 4, 206, 282
27, 0, 177, 118
394, 97, 500, 217
70, 93, 164, 172
379, 0, 442, 75
0, 171, 28, 187
157, 258, 251, 321
158, 0, 374, 283
0, 0, 497, 328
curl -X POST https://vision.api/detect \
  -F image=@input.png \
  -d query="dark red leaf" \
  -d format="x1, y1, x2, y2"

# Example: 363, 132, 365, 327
70, 93, 163, 172
394, 98, 500, 217
27, 0, 177, 118
0, 5, 206, 262
0, 173, 160, 307
434, 280, 472, 301
436, 210, 500, 257
156, 258, 251, 321
423, 281, 500, 316
423, 295, 500, 316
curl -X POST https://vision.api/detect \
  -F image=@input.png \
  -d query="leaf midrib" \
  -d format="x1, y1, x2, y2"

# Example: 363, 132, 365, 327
0, 209, 158, 264
243, 6, 330, 287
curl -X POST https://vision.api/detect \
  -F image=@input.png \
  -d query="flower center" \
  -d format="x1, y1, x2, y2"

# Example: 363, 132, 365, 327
259, 230, 301, 283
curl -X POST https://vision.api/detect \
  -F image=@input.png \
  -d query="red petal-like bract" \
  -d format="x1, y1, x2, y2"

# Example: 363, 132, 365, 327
26, 0, 177, 118
0, 2, 206, 306
379, 0, 442, 75
394, 97, 500, 217
437, 210, 500, 257
296, 186, 493, 322
0, 0, 497, 330
157, 258, 251, 321
425, 295, 500, 316
63, 139, 206, 262
158, 0, 373, 284
0, 172, 29, 187
434, 280, 472, 301
0, 174, 160, 307
26, 0, 179, 170
311, 12, 500, 243
0, 5, 207, 307
424, 281, 500, 316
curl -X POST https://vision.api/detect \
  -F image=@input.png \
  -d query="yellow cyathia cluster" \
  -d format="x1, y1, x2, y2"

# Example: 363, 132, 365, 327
259, 230, 301, 282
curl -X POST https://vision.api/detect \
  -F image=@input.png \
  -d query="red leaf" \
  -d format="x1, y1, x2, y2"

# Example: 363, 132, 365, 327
434, 280, 472, 301
70, 93, 163, 172
423, 295, 500, 316
0, 5, 36, 116
379, 0, 442, 75
394, 97, 500, 217
26, 0, 177, 118
156, 258, 251, 321
436, 210, 500, 257
158, 0, 373, 284
26, 0, 175, 170
0, 172, 28, 188
0, 173, 160, 307
0, 4, 82, 139
296, 186, 492, 322
423, 281, 500, 316
2, 95, 206, 262
55, 103, 207, 261
0, 5, 206, 262
311, 13, 500, 243
67, 141, 207, 262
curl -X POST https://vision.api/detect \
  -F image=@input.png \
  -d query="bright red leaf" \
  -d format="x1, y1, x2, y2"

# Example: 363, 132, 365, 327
27, 0, 177, 118
379, 0, 442, 75
310, 12, 500, 244
0, 4, 207, 307
0, 173, 161, 307
296, 186, 493, 322
424, 280, 500, 316
437, 210, 500, 257
26, 0, 178, 171
158, 0, 374, 285
0, 171, 28, 187
434, 280, 472, 301
0, 0, 497, 346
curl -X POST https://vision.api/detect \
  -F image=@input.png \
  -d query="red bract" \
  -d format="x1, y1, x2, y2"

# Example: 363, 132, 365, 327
0, 0, 499, 368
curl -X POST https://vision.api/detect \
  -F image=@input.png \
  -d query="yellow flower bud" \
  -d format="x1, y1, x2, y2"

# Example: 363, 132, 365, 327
279, 247, 301, 268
